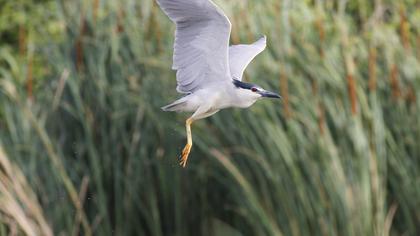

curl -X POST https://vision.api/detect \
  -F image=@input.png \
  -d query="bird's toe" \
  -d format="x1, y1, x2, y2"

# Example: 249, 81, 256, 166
179, 144, 192, 167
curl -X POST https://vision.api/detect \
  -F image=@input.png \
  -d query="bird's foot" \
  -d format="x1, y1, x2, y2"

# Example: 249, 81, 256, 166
180, 144, 191, 167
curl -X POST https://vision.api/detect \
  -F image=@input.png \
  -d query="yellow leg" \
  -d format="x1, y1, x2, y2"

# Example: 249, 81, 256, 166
180, 118, 193, 167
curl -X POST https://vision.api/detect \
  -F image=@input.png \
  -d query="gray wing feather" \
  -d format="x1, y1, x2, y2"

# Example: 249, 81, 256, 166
229, 36, 267, 81
156, 0, 232, 93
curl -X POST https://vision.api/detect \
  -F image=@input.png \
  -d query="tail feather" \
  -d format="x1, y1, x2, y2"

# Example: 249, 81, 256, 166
161, 97, 188, 112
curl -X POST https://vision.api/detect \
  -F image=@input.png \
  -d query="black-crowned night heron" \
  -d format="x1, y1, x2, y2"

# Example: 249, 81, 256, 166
157, 0, 281, 167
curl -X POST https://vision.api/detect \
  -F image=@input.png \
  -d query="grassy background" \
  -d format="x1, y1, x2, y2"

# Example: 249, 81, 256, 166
1, 0, 420, 235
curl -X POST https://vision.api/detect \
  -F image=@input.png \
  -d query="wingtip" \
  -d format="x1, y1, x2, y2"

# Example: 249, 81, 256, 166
256, 35, 267, 46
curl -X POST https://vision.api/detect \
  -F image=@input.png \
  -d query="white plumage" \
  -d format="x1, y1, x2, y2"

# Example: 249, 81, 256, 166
156, 0, 280, 167
156, 0, 232, 93
229, 36, 267, 80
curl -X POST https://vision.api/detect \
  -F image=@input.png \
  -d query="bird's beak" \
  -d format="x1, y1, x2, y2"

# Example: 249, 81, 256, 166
259, 90, 281, 99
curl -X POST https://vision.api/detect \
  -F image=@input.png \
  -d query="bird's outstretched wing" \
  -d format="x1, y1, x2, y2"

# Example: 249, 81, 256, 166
156, 0, 232, 93
228, 36, 267, 81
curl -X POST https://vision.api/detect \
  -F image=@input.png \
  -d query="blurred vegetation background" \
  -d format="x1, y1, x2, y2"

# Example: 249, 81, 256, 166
0, 0, 420, 235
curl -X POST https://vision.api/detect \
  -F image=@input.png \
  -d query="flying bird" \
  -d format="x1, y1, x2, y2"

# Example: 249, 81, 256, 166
157, 0, 281, 167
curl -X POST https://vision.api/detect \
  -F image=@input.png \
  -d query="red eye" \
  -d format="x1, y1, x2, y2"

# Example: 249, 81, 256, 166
251, 87, 258, 92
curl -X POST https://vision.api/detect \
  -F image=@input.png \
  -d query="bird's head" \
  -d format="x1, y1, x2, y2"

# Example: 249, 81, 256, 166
232, 79, 281, 107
